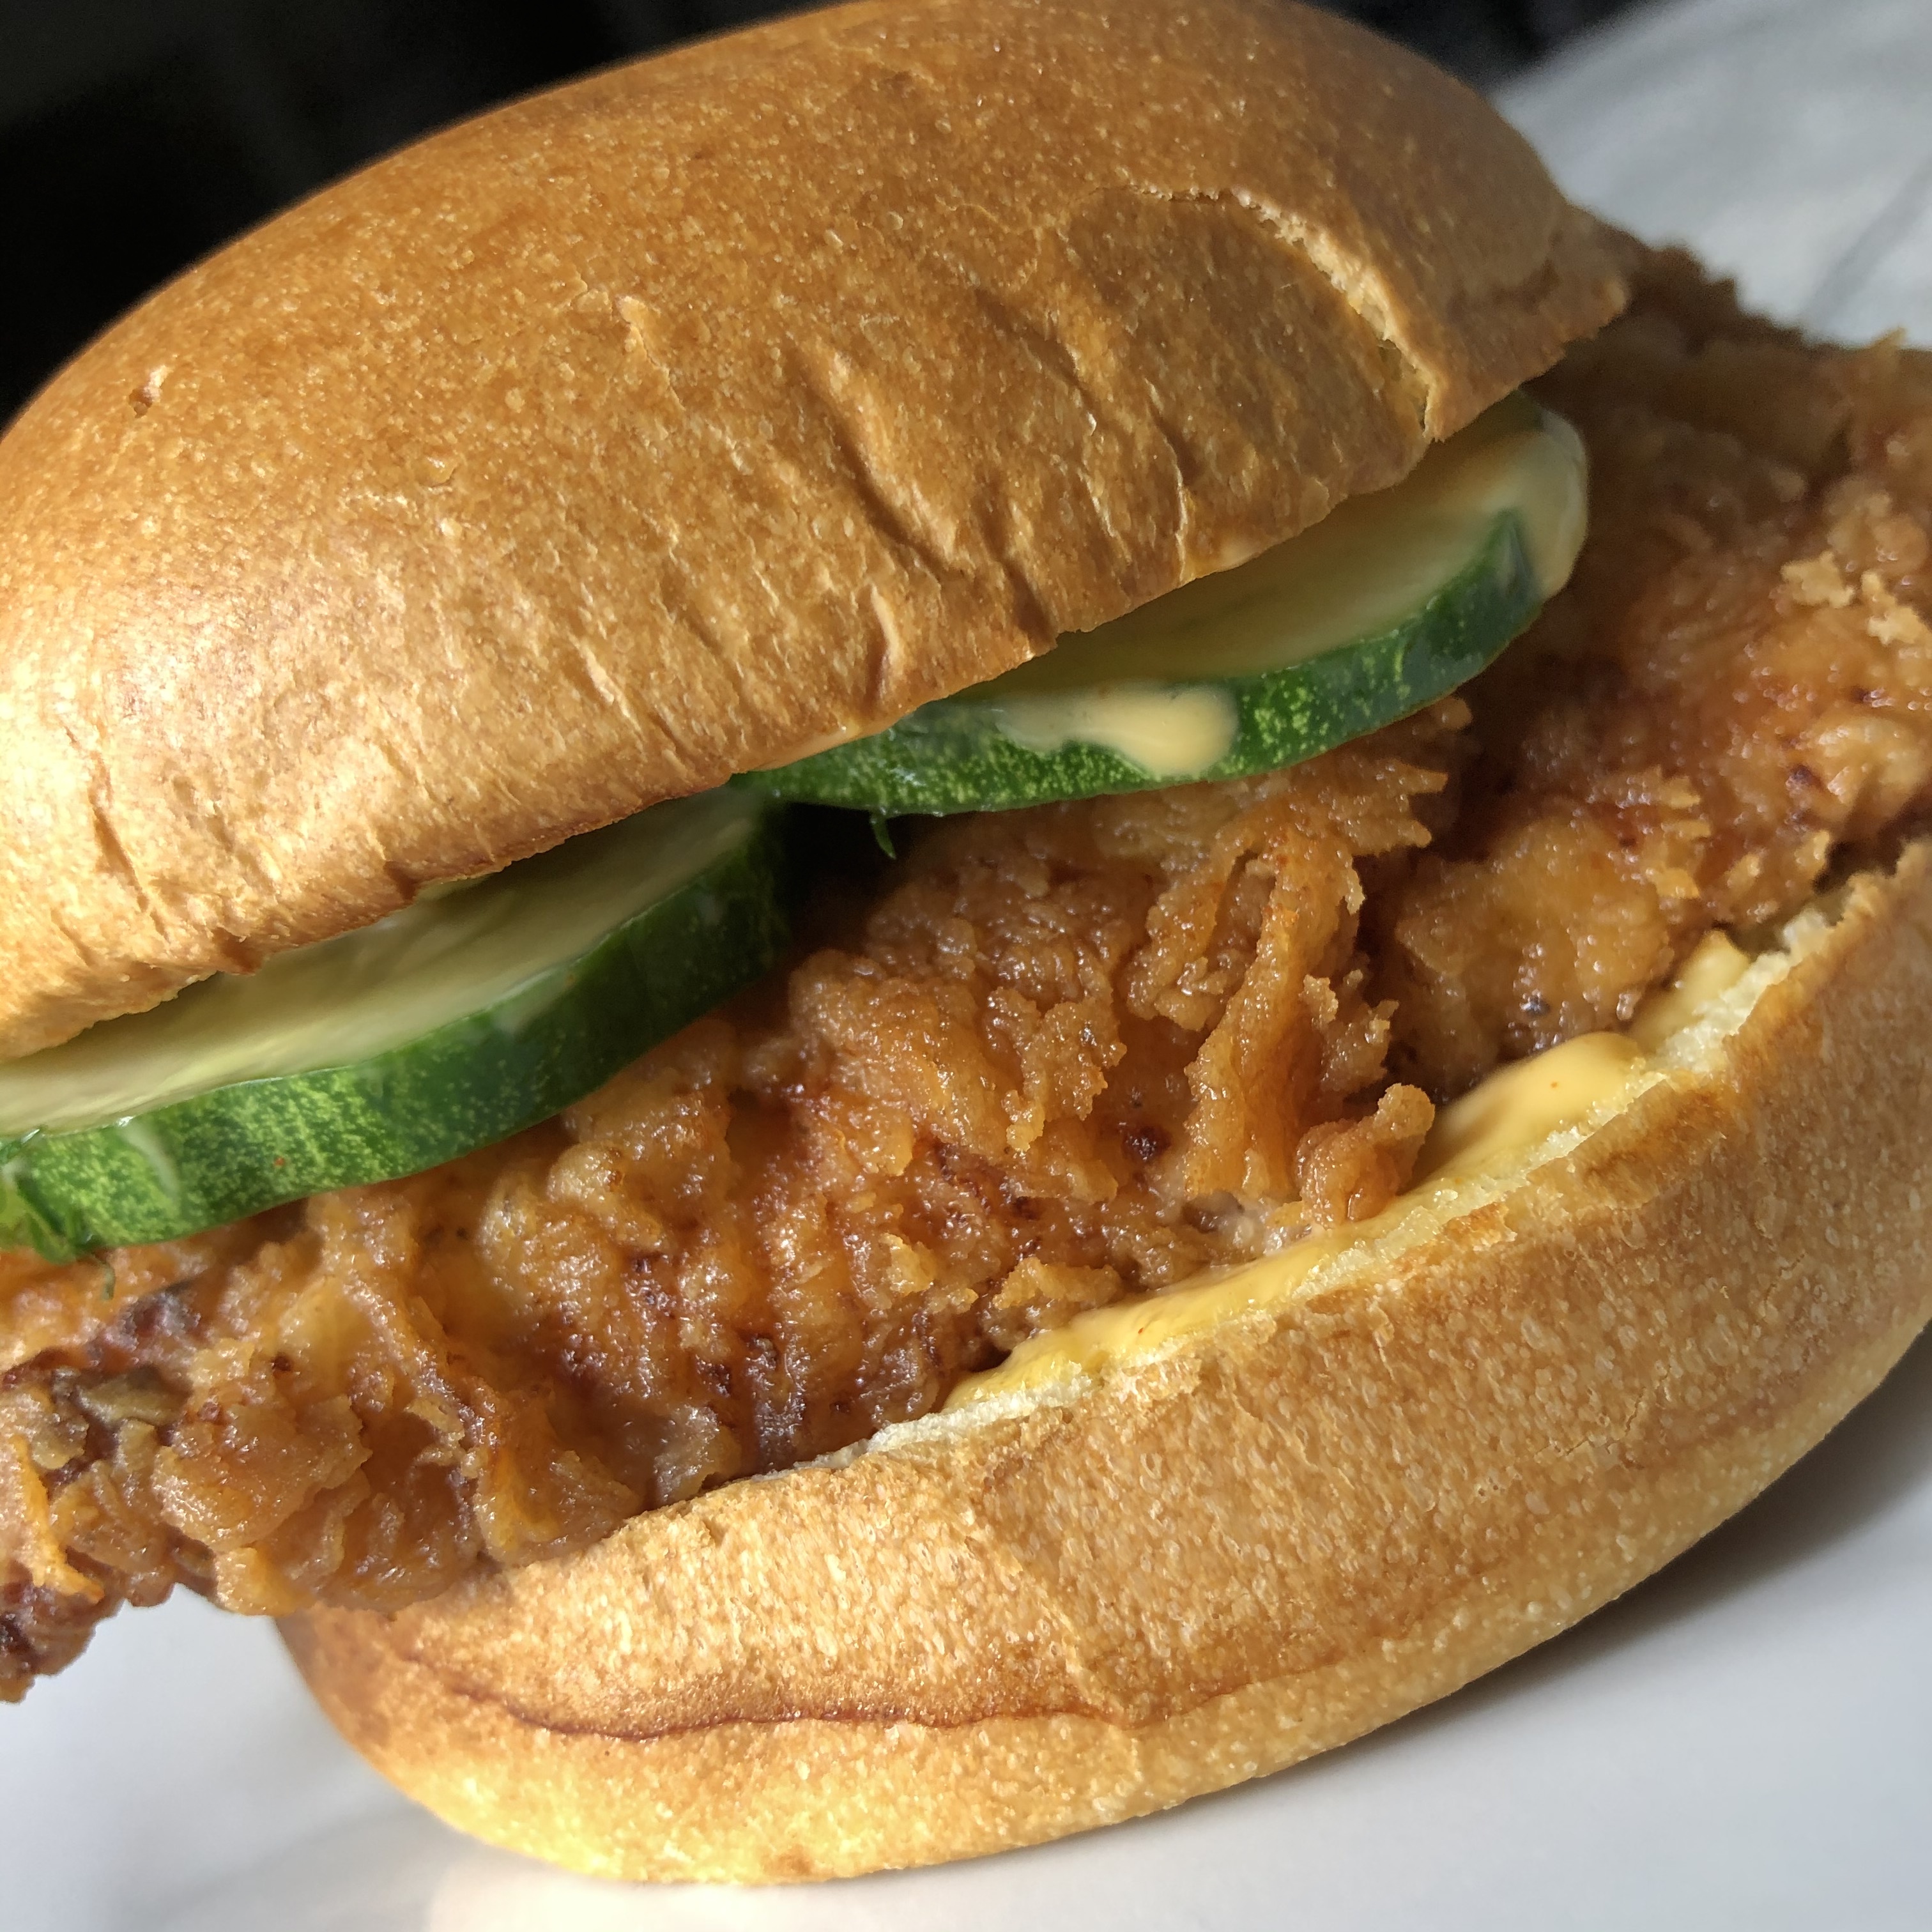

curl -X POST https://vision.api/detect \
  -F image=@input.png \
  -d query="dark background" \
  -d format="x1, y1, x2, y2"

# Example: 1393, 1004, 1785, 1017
0, 0, 1637, 427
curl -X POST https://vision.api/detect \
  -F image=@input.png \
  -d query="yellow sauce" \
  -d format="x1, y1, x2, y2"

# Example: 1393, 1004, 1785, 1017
1627, 929, 1752, 1052
947, 930, 1754, 1410
990, 684, 1241, 776
1411, 1031, 1649, 1184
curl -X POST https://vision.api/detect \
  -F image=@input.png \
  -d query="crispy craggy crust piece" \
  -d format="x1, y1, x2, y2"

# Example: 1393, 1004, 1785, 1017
0, 0, 1623, 1058
1383, 243, 1932, 1087
285, 843, 1932, 1880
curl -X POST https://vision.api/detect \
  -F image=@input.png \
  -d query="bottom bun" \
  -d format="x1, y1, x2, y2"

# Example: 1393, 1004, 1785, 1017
284, 845, 1932, 1883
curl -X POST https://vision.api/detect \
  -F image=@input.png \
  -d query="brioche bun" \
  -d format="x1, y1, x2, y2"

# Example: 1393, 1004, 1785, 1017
0, 0, 1622, 1059
285, 842, 1932, 1881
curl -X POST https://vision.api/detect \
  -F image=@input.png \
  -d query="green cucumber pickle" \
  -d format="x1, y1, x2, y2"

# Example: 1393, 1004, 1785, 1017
749, 516, 1540, 813
744, 395, 1586, 815
0, 793, 790, 1259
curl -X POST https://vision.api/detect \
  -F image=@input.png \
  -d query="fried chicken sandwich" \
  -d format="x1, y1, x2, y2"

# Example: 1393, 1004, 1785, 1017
3, 0, 1930, 1884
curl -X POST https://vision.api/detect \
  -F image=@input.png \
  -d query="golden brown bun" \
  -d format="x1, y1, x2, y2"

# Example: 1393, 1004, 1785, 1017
284, 842, 1932, 1882
0, 0, 1624, 1057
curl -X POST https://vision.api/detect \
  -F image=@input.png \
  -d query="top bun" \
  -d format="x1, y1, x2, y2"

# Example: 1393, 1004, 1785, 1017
0, 0, 1625, 1059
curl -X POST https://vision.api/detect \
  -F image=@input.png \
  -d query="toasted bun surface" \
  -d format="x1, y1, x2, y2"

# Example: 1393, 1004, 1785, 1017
0, 0, 1624, 1059
285, 843, 1932, 1882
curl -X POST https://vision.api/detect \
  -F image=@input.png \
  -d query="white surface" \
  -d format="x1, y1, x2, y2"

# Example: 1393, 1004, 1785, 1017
8, 0, 1932, 1924
1498, 0, 1932, 339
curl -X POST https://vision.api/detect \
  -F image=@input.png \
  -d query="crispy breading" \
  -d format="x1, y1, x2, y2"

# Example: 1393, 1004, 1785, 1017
6, 250, 1932, 1696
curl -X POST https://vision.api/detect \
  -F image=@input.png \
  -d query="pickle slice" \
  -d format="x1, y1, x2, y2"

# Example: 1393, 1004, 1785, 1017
0, 790, 788, 1259
746, 396, 1586, 814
